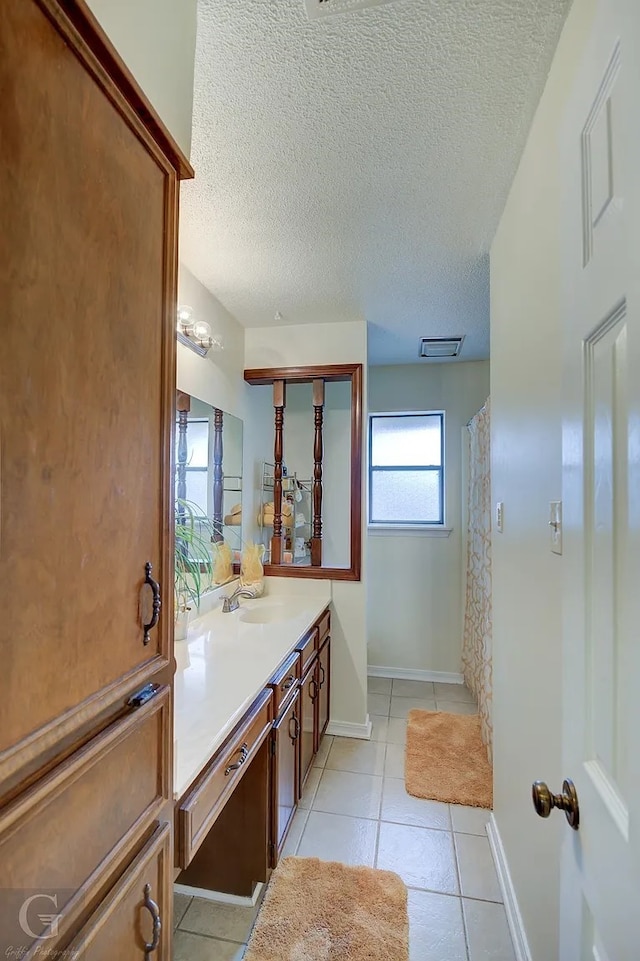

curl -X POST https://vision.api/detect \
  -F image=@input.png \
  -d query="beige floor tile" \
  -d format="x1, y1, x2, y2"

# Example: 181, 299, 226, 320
435, 700, 478, 716
450, 805, 491, 836
297, 810, 378, 866
455, 833, 502, 902
408, 889, 468, 961
368, 676, 392, 695
312, 734, 334, 768
280, 807, 310, 857
312, 768, 383, 819
298, 765, 322, 809
326, 737, 386, 776
179, 897, 257, 942
386, 717, 407, 745
392, 679, 435, 699
377, 822, 459, 895
370, 714, 389, 741
173, 930, 246, 961
390, 696, 438, 719
368, 691, 391, 716
463, 898, 516, 961
383, 742, 405, 778
174, 892, 192, 929
433, 682, 476, 703
381, 777, 451, 831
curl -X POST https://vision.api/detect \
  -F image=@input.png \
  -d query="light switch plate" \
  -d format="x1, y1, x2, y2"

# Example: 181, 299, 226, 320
496, 502, 504, 533
550, 501, 562, 554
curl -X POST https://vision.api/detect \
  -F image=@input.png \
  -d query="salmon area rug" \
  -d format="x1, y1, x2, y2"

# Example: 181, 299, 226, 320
244, 856, 409, 961
405, 709, 493, 808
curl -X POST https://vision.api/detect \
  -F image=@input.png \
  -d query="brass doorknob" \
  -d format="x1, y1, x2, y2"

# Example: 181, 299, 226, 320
532, 778, 579, 830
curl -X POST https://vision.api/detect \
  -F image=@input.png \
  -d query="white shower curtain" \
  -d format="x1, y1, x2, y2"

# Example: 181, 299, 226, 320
461, 398, 493, 760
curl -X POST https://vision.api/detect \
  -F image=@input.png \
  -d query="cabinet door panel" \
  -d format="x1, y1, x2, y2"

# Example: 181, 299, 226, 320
0, 0, 176, 772
64, 823, 172, 960
316, 638, 330, 748
299, 662, 317, 793
273, 689, 300, 859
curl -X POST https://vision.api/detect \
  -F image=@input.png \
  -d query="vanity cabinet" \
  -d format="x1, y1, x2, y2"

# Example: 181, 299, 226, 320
317, 638, 331, 748
0, 2, 190, 957
271, 688, 301, 861
297, 612, 331, 794
300, 663, 319, 791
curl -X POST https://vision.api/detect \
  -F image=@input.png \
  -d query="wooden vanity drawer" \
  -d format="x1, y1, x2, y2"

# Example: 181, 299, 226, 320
0, 686, 170, 951
317, 608, 331, 643
177, 688, 273, 867
267, 651, 301, 716
295, 627, 319, 675
64, 822, 172, 960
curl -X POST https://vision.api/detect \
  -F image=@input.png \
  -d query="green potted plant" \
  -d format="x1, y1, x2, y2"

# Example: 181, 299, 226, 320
174, 498, 216, 640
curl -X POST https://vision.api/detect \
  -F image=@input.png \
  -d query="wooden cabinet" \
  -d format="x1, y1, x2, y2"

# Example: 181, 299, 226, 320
271, 688, 300, 861
317, 638, 331, 748
300, 663, 318, 792
65, 823, 172, 960
0, 1, 191, 956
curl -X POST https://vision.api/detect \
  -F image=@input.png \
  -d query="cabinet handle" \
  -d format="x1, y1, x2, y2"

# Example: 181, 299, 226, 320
309, 678, 318, 701
281, 674, 296, 691
289, 715, 300, 740
319, 665, 326, 688
142, 562, 161, 646
225, 742, 249, 775
142, 883, 161, 957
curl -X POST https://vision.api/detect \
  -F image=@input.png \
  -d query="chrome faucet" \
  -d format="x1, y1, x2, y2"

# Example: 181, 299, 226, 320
221, 585, 259, 613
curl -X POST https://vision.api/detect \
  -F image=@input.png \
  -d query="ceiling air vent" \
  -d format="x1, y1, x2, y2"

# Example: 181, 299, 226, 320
304, 0, 397, 20
419, 336, 465, 359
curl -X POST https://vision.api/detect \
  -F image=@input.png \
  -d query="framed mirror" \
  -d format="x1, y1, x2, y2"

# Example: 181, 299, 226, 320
175, 391, 243, 576
244, 364, 362, 581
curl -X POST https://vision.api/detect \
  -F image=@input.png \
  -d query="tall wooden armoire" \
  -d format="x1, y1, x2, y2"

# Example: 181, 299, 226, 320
0, 1, 191, 955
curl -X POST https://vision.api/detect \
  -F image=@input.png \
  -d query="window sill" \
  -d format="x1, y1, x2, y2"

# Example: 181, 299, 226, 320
368, 525, 453, 538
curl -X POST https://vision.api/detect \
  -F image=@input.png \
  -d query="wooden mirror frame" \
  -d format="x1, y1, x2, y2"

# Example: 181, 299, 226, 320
244, 363, 362, 581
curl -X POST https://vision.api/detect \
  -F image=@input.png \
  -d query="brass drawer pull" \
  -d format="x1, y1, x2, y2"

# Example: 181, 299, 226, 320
142, 562, 161, 646
309, 678, 318, 700
143, 883, 161, 956
289, 715, 300, 741
281, 674, 296, 691
224, 742, 249, 776
318, 665, 326, 688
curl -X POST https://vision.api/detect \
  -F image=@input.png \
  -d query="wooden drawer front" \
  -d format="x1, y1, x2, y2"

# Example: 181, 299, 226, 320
268, 651, 301, 716
177, 689, 273, 867
272, 689, 300, 863
0, 687, 170, 951
299, 661, 318, 793
64, 822, 172, 960
317, 608, 331, 644
295, 627, 319, 675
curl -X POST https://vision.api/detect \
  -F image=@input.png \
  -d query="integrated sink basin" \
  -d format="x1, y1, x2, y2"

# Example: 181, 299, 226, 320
239, 601, 290, 625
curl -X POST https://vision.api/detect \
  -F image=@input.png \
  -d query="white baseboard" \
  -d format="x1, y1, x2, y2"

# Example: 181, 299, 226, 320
174, 881, 264, 908
326, 716, 372, 740
486, 815, 532, 961
368, 665, 464, 685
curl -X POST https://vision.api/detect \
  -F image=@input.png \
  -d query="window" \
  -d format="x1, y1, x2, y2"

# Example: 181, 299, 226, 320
368, 412, 444, 526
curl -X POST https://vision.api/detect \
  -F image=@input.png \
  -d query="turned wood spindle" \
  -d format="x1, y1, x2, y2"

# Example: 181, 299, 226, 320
311, 378, 324, 567
271, 380, 286, 565
212, 407, 224, 542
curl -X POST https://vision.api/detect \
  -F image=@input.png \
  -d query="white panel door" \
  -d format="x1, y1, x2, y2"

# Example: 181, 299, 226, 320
561, 0, 640, 958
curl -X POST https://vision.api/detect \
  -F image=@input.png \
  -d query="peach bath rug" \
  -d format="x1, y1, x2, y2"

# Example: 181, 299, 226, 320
405, 709, 492, 808
244, 856, 409, 961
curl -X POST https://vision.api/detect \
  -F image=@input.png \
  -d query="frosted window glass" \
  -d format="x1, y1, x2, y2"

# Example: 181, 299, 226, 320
371, 415, 441, 466
183, 471, 208, 516
174, 419, 209, 468
370, 470, 441, 523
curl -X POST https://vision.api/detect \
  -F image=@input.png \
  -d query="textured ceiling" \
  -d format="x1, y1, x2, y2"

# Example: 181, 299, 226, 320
180, 0, 571, 364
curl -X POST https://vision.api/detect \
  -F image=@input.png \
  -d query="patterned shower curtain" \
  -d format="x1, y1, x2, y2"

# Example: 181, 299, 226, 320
461, 398, 493, 760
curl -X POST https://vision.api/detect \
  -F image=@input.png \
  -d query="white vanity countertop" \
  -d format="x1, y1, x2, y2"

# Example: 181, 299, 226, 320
173, 593, 331, 800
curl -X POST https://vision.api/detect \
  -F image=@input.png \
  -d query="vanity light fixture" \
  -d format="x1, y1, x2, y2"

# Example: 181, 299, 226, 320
176, 305, 223, 357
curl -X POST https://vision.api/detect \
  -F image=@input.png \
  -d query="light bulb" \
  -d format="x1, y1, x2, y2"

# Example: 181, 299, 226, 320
192, 320, 212, 346
177, 305, 194, 332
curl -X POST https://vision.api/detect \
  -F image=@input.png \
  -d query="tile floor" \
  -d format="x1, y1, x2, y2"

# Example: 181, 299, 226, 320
173, 678, 516, 960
